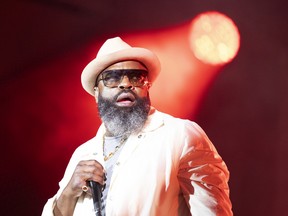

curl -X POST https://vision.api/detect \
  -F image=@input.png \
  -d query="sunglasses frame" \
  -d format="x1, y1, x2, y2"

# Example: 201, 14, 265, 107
96, 69, 150, 88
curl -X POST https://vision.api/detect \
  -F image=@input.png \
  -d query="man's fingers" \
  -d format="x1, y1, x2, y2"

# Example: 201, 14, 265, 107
74, 160, 106, 185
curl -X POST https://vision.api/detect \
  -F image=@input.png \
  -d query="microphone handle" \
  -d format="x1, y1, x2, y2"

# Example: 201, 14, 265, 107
89, 181, 102, 216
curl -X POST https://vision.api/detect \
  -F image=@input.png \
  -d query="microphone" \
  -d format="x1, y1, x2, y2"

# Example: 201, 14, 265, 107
89, 181, 102, 216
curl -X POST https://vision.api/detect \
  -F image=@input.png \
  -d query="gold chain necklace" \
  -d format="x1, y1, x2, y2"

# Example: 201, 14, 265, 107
103, 134, 129, 161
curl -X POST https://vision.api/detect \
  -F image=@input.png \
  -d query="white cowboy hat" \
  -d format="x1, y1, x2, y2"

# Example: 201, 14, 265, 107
81, 37, 161, 96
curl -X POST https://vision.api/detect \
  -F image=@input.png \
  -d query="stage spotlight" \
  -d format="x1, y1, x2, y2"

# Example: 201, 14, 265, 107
189, 11, 240, 65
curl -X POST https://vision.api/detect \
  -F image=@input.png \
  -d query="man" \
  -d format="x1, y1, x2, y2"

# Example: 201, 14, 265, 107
42, 37, 233, 216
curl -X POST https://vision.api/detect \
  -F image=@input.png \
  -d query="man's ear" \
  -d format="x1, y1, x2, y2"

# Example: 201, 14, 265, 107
94, 87, 99, 103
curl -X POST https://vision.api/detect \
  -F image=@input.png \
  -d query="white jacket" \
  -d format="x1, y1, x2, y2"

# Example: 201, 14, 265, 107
42, 109, 232, 216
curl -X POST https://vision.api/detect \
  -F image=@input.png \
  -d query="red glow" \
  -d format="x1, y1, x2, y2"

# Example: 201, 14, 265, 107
120, 26, 222, 118
189, 11, 240, 65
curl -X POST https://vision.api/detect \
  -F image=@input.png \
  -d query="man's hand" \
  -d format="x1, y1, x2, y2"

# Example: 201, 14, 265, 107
54, 160, 105, 216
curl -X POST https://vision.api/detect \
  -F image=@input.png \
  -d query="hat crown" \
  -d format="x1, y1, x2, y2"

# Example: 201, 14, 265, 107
81, 36, 161, 96
96, 37, 131, 58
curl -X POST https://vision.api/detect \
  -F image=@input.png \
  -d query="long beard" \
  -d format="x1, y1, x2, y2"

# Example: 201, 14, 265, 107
97, 90, 151, 137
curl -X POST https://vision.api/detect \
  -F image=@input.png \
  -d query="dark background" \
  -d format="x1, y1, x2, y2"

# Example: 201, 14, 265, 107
1, 0, 287, 215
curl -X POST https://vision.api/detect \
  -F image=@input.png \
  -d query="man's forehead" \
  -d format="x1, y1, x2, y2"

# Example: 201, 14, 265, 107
105, 60, 147, 71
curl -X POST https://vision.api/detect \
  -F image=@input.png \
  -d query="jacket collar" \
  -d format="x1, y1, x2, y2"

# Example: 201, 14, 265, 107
141, 107, 164, 133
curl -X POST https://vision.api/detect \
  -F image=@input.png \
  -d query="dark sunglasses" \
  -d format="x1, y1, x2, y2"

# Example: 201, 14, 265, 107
96, 69, 150, 88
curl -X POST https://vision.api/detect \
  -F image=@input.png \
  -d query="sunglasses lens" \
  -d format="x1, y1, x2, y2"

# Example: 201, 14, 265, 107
102, 70, 122, 86
127, 71, 147, 87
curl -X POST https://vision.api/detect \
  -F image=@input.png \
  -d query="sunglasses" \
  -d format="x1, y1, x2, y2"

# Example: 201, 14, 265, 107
96, 69, 150, 88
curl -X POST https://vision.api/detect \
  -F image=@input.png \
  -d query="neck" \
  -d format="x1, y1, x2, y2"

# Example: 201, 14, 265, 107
104, 130, 114, 137
104, 130, 130, 138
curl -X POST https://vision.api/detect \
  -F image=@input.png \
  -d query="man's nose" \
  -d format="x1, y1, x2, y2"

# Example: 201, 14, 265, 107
118, 76, 134, 90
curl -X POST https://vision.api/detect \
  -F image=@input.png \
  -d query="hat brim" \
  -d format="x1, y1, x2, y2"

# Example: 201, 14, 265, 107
81, 47, 161, 96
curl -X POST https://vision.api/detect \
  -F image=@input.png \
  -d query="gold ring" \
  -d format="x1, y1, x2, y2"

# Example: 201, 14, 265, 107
82, 185, 88, 192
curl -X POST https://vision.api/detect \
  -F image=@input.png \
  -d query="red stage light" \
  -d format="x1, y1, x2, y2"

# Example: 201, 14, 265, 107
189, 11, 240, 65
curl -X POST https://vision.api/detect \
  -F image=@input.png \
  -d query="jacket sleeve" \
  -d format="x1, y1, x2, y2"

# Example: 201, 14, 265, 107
41, 137, 101, 216
41, 194, 57, 216
41, 150, 81, 216
177, 121, 233, 216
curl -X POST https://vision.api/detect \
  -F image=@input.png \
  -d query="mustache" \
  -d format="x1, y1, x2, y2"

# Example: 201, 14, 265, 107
112, 89, 138, 102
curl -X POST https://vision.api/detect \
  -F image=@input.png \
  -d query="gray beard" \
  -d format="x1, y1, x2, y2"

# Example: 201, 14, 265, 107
97, 90, 151, 137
